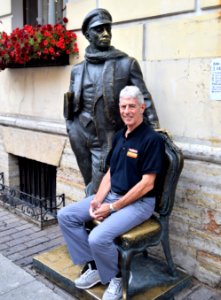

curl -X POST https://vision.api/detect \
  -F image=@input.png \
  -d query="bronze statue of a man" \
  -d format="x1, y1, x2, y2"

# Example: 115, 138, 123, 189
66, 8, 159, 195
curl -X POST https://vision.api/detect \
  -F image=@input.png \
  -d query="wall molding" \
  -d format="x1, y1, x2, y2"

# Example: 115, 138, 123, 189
0, 114, 66, 136
0, 114, 220, 165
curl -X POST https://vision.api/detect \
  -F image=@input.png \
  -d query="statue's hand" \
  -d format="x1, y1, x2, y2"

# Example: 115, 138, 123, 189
66, 120, 72, 133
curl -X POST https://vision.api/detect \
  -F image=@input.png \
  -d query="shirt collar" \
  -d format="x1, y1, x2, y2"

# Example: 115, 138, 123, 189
123, 122, 147, 139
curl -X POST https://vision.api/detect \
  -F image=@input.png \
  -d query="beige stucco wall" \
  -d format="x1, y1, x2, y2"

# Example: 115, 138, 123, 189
0, 1, 11, 16
0, 67, 71, 120
100, 0, 196, 20
0, 15, 12, 33
66, 1, 221, 144
146, 58, 221, 139
0, 0, 221, 288
0, 0, 12, 33
202, 0, 221, 9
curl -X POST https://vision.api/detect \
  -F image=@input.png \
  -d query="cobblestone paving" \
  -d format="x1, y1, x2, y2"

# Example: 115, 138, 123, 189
0, 206, 221, 300
0, 206, 75, 299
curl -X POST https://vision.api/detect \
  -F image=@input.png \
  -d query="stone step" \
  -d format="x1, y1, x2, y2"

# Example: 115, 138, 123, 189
33, 245, 191, 300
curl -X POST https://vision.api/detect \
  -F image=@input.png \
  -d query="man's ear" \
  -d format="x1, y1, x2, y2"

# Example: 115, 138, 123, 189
140, 103, 146, 113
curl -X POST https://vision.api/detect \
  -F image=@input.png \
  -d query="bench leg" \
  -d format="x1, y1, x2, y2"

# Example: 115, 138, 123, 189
161, 217, 177, 276
120, 251, 132, 300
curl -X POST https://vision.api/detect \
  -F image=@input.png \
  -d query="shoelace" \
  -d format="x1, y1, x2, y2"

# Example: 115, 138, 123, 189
107, 278, 122, 295
80, 268, 95, 279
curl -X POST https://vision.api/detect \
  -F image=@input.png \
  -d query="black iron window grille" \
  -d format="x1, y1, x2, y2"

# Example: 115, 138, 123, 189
18, 157, 57, 210
0, 170, 65, 229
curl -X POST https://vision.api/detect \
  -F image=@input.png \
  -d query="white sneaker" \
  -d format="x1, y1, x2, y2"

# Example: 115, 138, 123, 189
74, 268, 101, 289
102, 277, 122, 300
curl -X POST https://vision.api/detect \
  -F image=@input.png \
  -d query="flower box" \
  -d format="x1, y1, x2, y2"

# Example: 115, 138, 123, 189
0, 20, 78, 71
7, 53, 69, 68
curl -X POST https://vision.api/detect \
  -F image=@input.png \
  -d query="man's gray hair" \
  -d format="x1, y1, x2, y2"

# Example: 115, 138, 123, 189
119, 86, 144, 104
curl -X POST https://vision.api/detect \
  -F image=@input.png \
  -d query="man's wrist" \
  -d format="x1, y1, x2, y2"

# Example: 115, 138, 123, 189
93, 198, 101, 209
109, 203, 117, 213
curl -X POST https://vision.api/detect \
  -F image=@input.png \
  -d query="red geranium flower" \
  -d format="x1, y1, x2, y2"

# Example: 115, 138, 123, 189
63, 17, 68, 24
0, 22, 79, 70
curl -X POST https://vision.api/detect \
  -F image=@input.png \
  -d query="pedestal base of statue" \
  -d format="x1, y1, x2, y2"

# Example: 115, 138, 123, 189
33, 245, 191, 300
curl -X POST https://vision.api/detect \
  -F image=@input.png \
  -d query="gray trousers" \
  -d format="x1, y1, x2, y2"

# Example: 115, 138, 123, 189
57, 192, 155, 284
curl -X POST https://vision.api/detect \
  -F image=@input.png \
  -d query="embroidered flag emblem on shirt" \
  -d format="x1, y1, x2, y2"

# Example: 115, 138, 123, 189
127, 148, 138, 158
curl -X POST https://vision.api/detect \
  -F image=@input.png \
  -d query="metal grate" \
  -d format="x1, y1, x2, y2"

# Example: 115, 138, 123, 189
0, 171, 65, 229
19, 157, 57, 213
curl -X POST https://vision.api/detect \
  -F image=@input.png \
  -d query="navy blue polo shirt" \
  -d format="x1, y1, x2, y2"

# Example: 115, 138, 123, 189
106, 122, 165, 197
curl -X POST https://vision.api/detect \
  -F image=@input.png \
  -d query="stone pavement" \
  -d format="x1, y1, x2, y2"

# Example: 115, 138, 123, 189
0, 206, 76, 300
0, 253, 64, 300
0, 205, 221, 300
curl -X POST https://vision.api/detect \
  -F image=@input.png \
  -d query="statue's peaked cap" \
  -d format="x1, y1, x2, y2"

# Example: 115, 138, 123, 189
82, 8, 112, 35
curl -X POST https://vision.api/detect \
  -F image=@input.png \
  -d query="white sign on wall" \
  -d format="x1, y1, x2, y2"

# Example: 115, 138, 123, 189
210, 59, 221, 101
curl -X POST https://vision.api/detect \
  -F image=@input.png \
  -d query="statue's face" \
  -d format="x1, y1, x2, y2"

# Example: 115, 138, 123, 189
87, 24, 112, 50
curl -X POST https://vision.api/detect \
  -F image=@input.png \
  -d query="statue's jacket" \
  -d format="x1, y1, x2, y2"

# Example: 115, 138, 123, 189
69, 55, 159, 170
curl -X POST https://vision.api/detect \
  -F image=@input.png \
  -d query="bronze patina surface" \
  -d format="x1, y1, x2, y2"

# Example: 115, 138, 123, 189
33, 245, 191, 300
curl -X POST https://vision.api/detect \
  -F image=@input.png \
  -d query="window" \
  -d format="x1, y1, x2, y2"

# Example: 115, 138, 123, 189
18, 157, 57, 209
23, 0, 64, 25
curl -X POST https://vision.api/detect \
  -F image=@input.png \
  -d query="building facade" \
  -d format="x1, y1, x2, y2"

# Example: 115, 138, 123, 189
0, 0, 221, 287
